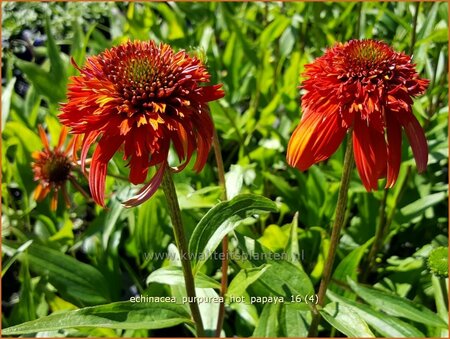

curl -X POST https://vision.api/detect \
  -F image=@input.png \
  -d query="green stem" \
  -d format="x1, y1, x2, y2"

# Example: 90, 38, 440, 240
161, 168, 205, 338
68, 176, 92, 201
308, 134, 354, 337
213, 129, 227, 200
212, 128, 229, 337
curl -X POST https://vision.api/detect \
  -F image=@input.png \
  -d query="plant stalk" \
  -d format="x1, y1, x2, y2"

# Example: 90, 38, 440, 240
213, 128, 229, 337
161, 167, 205, 338
308, 134, 354, 337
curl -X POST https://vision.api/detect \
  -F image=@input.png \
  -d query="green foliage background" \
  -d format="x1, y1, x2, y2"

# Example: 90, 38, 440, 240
2, 2, 448, 338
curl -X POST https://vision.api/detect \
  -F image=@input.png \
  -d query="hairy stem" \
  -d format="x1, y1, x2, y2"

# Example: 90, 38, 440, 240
308, 134, 354, 337
161, 168, 205, 337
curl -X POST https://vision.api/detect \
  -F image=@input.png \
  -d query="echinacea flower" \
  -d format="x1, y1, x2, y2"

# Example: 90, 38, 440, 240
59, 40, 224, 207
32, 126, 75, 211
287, 39, 429, 191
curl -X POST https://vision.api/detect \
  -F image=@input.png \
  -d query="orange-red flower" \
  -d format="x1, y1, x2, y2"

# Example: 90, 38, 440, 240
287, 39, 429, 191
60, 40, 224, 207
32, 126, 75, 211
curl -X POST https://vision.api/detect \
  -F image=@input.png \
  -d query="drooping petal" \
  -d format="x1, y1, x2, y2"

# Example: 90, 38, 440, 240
385, 110, 403, 188
50, 190, 58, 211
129, 154, 150, 185
394, 110, 428, 173
89, 136, 124, 206
287, 108, 347, 171
191, 108, 214, 172
33, 184, 50, 201
353, 117, 387, 191
170, 123, 195, 173
122, 163, 166, 208
171, 122, 189, 162
81, 131, 101, 172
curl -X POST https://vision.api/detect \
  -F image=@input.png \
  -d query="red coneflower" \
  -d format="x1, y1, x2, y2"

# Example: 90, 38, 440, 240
59, 40, 224, 207
287, 39, 429, 191
32, 126, 75, 211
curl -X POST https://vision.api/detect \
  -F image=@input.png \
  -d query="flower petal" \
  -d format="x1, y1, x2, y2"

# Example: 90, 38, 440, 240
385, 111, 403, 188
394, 110, 428, 173
50, 190, 58, 211
171, 121, 189, 162
81, 131, 101, 172
33, 184, 50, 201
353, 117, 387, 191
287, 108, 346, 171
129, 154, 149, 185
192, 108, 214, 172
122, 163, 166, 208
199, 84, 225, 101
89, 136, 123, 206
37, 125, 50, 151
56, 126, 69, 152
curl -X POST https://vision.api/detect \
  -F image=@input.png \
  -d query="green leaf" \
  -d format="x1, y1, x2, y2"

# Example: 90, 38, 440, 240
3, 121, 42, 156
44, 15, 66, 82
347, 277, 447, 328
146, 266, 221, 289
331, 238, 372, 297
155, 3, 185, 40
327, 290, 425, 337
1, 77, 16, 131
285, 213, 303, 268
416, 28, 448, 45
399, 192, 447, 220
18, 243, 111, 306
320, 302, 375, 338
189, 194, 277, 273
260, 16, 290, 50
2, 240, 33, 277
70, 21, 97, 75
48, 218, 74, 246
2, 301, 193, 335
253, 303, 281, 337
432, 275, 449, 338
16, 256, 37, 322
15, 59, 66, 103
279, 303, 310, 337
227, 264, 270, 297
197, 288, 220, 336
235, 234, 315, 298
258, 225, 288, 252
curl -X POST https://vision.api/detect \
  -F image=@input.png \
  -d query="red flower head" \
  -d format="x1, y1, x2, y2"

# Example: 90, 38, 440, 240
60, 40, 224, 207
287, 39, 429, 190
32, 126, 75, 211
